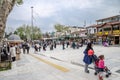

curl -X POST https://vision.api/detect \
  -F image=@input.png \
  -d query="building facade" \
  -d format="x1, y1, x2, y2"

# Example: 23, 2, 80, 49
96, 15, 120, 45
86, 24, 97, 43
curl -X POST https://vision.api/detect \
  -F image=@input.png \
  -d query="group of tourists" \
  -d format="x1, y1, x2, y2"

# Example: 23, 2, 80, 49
33, 40, 57, 53
1, 39, 112, 80
32, 39, 84, 53
0, 43, 21, 62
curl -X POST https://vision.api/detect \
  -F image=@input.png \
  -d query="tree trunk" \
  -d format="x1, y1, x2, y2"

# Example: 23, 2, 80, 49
0, 0, 15, 62
0, 0, 15, 41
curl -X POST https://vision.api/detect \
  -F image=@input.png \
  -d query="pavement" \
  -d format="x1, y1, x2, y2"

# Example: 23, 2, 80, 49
35, 45, 120, 72
0, 45, 120, 80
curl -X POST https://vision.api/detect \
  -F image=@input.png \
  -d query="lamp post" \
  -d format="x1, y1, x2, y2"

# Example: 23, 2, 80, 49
31, 6, 33, 40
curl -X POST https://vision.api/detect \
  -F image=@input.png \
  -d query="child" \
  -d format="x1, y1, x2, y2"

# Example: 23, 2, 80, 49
98, 55, 110, 80
98, 55, 105, 80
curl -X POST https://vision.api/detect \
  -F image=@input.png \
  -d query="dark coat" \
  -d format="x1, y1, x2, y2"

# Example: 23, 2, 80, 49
83, 49, 93, 64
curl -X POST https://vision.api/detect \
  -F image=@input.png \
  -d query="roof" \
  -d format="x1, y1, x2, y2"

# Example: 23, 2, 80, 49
95, 24, 103, 28
71, 30, 87, 34
96, 15, 120, 22
110, 21, 120, 25
66, 26, 85, 29
8, 34, 21, 40
96, 21, 120, 28
86, 24, 97, 28
71, 31, 80, 34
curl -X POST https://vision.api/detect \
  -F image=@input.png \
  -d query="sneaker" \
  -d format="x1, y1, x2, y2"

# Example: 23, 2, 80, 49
99, 75, 103, 80
85, 70, 89, 73
108, 71, 111, 75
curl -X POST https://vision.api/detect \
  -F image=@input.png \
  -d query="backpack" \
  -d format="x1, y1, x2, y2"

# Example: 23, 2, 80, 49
88, 49, 94, 55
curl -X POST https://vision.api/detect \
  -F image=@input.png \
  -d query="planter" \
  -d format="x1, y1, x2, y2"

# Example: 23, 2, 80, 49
0, 60, 11, 71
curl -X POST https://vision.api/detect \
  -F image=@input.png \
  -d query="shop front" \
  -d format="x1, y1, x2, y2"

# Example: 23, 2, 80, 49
112, 30, 120, 44
96, 32, 102, 45
96, 31, 114, 45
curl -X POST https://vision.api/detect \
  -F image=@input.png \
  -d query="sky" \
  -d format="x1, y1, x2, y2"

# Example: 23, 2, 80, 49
6, 0, 120, 33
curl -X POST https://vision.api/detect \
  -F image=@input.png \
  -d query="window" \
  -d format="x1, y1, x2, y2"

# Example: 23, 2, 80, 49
103, 28, 111, 31
113, 25, 119, 30
94, 29, 96, 33
89, 29, 91, 33
98, 28, 102, 32
112, 17, 119, 22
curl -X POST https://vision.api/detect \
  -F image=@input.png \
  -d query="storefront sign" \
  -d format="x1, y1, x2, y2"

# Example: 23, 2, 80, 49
97, 32, 102, 36
113, 30, 120, 35
104, 31, 108, 35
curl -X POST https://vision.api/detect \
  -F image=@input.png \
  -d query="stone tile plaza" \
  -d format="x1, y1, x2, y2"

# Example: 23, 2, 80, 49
0, 0, 120, 80
0, 45, 120, 80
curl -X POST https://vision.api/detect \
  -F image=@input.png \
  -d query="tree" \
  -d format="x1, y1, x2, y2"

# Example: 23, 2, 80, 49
31, 26, 42, 40
54, 24, 69, 32
0, 0, 23, 41
54, 24, 63, 32
15, 24, 42, 40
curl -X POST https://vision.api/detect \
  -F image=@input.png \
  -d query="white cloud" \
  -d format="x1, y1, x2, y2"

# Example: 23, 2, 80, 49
6, 0, 120, 33
8, 0, 103, 20
8, 5, 31, 21
54, 0, 103, 9
33, 4, 58, 18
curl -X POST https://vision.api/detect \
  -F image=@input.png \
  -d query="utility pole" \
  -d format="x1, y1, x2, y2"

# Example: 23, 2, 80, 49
84, 20, 86, 28
31, 6, 34, 40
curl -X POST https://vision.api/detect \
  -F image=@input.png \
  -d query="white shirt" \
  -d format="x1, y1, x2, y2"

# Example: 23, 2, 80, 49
10, 46, 16, 57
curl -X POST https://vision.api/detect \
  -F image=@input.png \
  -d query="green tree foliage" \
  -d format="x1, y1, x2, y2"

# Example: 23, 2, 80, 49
15, 24, 42, 40
16, 0, 23, 5
54, 24, 69, 32
54, 24, 63, 32
0, 0, 23, 41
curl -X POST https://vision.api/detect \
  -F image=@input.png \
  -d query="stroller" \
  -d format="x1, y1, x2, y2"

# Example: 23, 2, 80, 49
92, 55, 111, 77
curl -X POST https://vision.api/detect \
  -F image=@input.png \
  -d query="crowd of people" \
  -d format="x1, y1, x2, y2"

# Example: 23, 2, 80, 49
0, 43, 21, 62
0, 39, 111, 80
32, 40, 111, 80
32, 39, 84, 53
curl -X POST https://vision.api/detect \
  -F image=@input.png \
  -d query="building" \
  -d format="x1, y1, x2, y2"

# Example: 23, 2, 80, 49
67, 26, 85, 33
86, 24, 97, 42
66, 26, 86, 38
54, 26, 86, 40
96, 15, 120, 45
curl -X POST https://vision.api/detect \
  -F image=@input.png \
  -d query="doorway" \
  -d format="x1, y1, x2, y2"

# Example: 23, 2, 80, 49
115, 36, 119, 44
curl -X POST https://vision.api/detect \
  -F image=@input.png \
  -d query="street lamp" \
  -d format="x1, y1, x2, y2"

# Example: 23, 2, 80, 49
31, 6, 33, 40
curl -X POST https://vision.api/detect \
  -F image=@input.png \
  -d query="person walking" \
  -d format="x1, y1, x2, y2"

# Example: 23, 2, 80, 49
83, 42, 94, 73
34, 44, 38, 53
15, 44, 21, 60
26, 43, 30, 54
62, 41, 65, 50
72, 41, 76, 49
22, 43, 26, 54
10, 44, 16, 61
66, 41, 70, 48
